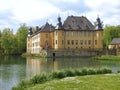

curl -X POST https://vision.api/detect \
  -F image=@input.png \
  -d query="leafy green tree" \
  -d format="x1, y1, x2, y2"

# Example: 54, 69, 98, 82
103, 25, 120, 48
16, 23, 28, 54
1, 28, 15, 54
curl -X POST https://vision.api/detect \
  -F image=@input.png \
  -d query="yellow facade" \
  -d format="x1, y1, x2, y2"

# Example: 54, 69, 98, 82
53, 30, 103, 50
27, 16, 103, 54
27, 29, 103, 53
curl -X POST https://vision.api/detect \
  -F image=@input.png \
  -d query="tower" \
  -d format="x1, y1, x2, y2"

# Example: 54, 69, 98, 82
57, 16, 63, 29
95, 16, 103, 30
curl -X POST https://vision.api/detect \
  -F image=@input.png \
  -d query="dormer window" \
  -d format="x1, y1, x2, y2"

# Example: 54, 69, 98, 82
68, 25, 72, 29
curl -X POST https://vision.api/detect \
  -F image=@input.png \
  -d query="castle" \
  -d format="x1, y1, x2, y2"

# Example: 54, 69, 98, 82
27, 16, 103, 57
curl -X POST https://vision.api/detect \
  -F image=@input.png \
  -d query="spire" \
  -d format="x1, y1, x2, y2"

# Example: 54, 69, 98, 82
95, 16, 103, 30
57, 16, 63, 29
28, 27, 33, 36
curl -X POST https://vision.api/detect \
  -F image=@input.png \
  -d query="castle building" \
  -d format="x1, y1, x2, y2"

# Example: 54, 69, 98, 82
27, 16, 103, 56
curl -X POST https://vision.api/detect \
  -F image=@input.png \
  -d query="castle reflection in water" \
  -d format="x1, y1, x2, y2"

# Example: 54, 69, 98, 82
26, 57, 100, 78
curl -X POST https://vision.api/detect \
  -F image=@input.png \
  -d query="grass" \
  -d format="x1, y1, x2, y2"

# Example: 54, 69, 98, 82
12, 68, 112, 90
93, 55, 120, 60
27, 74, 120, 90
21, 53, 47, 58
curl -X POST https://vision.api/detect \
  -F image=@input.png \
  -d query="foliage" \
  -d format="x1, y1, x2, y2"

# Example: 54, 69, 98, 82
93, 55, 120, 60
30, 74, 48, 84
0, 24, 28, 55
1, 28, 15, 54
103, 25, 120, 48
12, 68, 112, 90
16, 23, 28, 53
26, 74, 120, 90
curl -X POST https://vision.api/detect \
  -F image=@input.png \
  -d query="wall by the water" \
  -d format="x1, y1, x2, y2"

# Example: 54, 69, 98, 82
46, 49, 102, 57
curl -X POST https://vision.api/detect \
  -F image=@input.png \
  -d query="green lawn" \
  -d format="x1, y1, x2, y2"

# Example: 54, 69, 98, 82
93, 55, 120, 60
27, 74, 120, 90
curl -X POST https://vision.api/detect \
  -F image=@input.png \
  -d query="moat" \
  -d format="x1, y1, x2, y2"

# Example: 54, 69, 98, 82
0, 56, 120, 90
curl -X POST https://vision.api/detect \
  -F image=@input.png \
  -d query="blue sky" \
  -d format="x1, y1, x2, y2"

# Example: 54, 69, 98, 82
0, 0, 120, 32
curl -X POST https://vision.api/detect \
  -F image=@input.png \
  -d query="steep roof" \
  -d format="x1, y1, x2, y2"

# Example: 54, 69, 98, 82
110, 38, 120, 45
40, 22, 55, 32
63, 16, 95, 30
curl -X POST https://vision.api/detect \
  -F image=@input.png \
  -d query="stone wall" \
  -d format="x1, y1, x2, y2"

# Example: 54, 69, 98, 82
46, 49, 102, 57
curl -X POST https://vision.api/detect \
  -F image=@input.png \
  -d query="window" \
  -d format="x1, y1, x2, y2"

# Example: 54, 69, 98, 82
88, 32, 91, 37
46, 34, 48, 38
88, 40, 91, 45
80, 31, 82, 37
62, 32, 64, 36
76, 32, 78, 37
84, 32, 86, 37
66, 32, 69, 36
94, 32, 97, 37
84, 40, 87, 45
80, 40, 83, 45
71, 40, 74, 45
62, 40, 64, 45
95, 40, 97, 45
71, 32, 74, 36
76, 40, 78, 45
67, 40, 70, 45
56, 40, 57, 44
56, 31, 57, 36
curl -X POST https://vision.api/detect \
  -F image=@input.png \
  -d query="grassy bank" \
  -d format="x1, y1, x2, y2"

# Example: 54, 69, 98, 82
93, 55, 120, 60
26, 74, 120, 90
12, 68, 112, 90
21, 53, 47, 58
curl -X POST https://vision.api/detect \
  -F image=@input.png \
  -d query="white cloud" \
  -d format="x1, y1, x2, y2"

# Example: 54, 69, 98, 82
47, 0, 78, 3
0, 0, 120, 32
10, 0, 60, 23
85, 0, 120, 25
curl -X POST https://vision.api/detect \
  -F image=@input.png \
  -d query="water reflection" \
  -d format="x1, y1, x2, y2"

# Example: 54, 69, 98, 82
0, 56, 26, 90
26, 57, 120, 78
26, 57, 101, 78
1, 56, 120, 90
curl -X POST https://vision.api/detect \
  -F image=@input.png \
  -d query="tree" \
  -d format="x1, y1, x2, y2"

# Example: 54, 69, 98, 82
103, 25, 120, 48
16, 23, 28, 54
1, 28, 15, 54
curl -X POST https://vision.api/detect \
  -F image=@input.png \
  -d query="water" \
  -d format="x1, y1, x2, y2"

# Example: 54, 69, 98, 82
0, 56, 120, 90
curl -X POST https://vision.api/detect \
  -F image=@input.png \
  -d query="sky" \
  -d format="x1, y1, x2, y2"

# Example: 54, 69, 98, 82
0, 0, 120, 32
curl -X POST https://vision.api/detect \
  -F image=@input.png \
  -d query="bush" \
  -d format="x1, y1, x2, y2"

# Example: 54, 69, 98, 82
57, 71, 66, 79
50, 71, 66, 79
12, 80, 30, 90
65, 69, 75, 77
81, 68, 88, 75
30, 74, 47, 84
117, 70, 120, 73
87, 69, 96, 75
12, 68, 112, 90
102, 68, 112, 74
74, 69, 82, 76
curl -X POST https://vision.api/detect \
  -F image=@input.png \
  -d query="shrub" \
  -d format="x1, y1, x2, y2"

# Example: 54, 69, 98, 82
96, 69, 103, 74
74, 69, 82, 76
117, 70, 120, 73
102, 68, 112, 74
57, 71, 66, 79
81, 68, 88, 75
30, 74, 47, 85
87, 69, 96, 75
65, 69, 75, 77
12, 80, 30, 90
50, 72, 59, 79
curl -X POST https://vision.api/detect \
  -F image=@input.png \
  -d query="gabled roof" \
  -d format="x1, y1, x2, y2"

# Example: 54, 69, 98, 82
40, 22, 55, 32
110, 38, 120, 45
63, 16, 95, 30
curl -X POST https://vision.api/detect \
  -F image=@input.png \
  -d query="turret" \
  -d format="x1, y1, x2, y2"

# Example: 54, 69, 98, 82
95, 16, 103, 30
28, 27, 33, 36
57, 16, 63, 29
